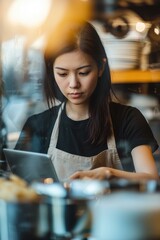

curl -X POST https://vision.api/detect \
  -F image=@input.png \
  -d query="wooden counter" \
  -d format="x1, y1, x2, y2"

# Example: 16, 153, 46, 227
111, 69, 160, 84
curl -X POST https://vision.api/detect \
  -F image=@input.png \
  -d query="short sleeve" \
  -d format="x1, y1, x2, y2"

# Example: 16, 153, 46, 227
121, 106, 158, 153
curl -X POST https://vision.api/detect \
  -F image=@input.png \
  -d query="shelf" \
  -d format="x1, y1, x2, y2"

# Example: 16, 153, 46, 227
111, 69, 160, 84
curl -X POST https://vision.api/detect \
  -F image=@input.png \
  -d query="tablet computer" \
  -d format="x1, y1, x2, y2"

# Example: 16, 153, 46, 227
3, 148, 59, 183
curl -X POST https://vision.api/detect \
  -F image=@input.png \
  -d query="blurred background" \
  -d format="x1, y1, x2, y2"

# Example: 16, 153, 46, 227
0, 0, 160, 170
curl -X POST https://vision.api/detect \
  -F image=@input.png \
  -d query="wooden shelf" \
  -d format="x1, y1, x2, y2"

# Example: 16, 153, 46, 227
111, 69, 160, 84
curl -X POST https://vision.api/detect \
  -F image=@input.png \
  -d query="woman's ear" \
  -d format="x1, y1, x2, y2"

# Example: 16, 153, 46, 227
98, 58, 107, 77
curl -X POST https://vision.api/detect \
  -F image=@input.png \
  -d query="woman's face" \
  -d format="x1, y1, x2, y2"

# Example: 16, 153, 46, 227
53, 50, 101, 106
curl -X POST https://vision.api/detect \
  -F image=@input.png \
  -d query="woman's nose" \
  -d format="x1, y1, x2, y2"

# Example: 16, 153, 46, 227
69, 75, 80, 88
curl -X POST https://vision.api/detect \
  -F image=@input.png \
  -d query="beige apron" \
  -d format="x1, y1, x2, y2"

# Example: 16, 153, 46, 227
47, 103, 123, 182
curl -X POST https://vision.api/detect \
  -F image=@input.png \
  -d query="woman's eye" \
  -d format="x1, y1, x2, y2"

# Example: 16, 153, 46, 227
79, 71, 90, 76
57, 73, 67, 77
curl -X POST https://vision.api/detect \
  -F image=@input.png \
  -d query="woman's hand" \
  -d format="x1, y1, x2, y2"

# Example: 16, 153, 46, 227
70, 167, 113, 180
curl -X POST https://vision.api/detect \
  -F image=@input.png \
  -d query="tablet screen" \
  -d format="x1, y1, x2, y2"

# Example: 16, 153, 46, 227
3, 148, 59, 183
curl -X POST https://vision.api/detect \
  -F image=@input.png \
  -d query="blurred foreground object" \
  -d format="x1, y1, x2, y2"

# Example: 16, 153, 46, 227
91, 192, 160, 240
0, 172, 39, 202
0, 172, 50, 240
0, 0, 91, 51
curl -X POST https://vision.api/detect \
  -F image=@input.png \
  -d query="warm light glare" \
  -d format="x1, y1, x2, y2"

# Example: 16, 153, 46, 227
7, 0, 52, 28
43, 178, 54, 184
136, 22, 146, 32
2, 0, 91, 51
154, 26, 160, 35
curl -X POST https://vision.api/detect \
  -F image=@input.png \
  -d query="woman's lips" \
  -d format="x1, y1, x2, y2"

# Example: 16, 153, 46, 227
69, 92, 83, 99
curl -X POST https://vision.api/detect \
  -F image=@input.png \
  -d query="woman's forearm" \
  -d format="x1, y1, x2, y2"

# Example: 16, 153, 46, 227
106, 168, 159, 180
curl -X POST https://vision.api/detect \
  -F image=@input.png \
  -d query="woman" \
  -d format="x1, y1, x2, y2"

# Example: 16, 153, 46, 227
15, 21, 159, 181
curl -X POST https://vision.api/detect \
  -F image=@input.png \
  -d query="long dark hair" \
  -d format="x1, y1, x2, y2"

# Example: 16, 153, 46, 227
44, 21, 112, 144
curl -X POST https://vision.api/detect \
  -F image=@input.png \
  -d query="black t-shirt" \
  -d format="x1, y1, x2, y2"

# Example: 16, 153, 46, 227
15, 102, 158, 171
57, 109, 106, 157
